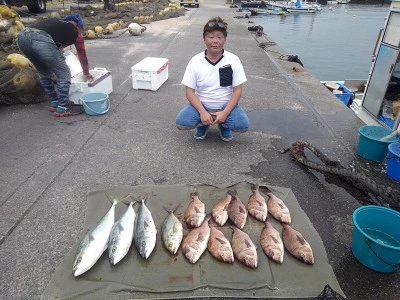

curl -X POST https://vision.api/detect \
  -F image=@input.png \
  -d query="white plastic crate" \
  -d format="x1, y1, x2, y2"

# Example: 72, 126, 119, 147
64, 52, 113, 104
131, 57, 168, 91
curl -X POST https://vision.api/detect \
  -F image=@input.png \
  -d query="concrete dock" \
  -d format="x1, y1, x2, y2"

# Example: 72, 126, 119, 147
1, 1, 399, 299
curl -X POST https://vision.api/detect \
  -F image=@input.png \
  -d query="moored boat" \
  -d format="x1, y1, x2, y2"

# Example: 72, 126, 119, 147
267, 0, 321, 13
248, 7, 285, 15
240, 0, 267, 8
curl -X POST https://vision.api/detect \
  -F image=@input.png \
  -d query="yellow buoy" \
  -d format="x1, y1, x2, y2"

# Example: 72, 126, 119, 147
14, 19, 25, 31
7, 53, 35, 70
94, 26, 103, 33
105, 25, 114, 34
85, 29, 96, 39
0, 5, 18, 19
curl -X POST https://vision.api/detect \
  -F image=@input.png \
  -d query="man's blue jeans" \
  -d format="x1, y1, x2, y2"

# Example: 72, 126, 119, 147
16, 28, 71, 106
175, 103, 250, 131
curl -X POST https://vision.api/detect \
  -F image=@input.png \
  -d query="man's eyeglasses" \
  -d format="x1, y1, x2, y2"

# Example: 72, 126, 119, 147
207, 21, 226, 29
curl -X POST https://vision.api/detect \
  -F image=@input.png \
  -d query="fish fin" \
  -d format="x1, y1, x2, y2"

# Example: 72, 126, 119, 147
197, 233, 206, 242
216, 237, 226, 244
278, 202, 285, 209
190, 191, 199, 197
256, 200, 264, 206
144, 220, 150, 228
296, 234, 306, 245
239, 206, 246, 214
173, 223, 180, 233
223, 203, 229, 211
270, 235, 279, 244
118, 223, 125, 232
245, 239, 252, 248
194, 206, 202, 213
89, 233, 95, 243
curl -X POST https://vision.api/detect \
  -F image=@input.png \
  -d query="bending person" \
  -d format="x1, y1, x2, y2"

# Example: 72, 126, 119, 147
16, 14, 94, 117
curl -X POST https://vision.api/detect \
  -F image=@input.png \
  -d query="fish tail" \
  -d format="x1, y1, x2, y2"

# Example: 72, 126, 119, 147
260, 186, 272, 195
105, 191, 131, 204
173, 203, 182, 212
251, 184, 259, 191
227, 190, 238, 197
190, 191, 199, 197
162, 203, 181, 213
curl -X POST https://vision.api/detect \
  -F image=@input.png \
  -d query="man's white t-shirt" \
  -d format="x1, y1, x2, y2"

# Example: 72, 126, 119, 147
181, 50, 247, 110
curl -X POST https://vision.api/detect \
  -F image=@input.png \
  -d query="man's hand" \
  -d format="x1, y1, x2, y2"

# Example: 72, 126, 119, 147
84, 74, 94, 82
199, 111, 214, 126
211, 110, 228, 125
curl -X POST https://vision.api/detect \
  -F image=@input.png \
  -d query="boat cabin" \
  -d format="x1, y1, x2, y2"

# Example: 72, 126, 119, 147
356, 4, 400, 131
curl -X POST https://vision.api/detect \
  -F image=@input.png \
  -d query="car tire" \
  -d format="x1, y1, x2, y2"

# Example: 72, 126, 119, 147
196, 4, 199, 7
27, 0, 46, 13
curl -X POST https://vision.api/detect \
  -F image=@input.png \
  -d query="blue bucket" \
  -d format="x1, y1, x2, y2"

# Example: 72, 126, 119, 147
386, 142, 400, 182
80, 93, 110, 116
357, 125, 398, 162
352, 205, 400, 272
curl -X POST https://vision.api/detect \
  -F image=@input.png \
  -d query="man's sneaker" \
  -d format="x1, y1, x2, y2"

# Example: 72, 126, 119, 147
218, 124, 233, 142
193, 125, 209, 140
54, 103, 84, 117
48, 101, 59, 112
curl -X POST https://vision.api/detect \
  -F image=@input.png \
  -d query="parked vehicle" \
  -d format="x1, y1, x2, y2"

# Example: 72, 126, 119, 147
7, 0, 47, 13
179, 0, 199, 8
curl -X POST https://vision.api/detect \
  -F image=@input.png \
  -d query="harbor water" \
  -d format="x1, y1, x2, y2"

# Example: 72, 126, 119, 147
247, 3, 391, 80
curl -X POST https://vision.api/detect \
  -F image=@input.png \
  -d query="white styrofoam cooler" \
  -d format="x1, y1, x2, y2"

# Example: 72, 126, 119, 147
64, 52, 113, 104
131, 57, 168, 91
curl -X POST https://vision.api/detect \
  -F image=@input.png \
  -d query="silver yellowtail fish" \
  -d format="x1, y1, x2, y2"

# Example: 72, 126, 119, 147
135, 199, 157, 259
182, 215, 211, 263
161, 205, 183, 255
247, 184, 268, 222
260, 218, 284, 264
108, 201, 136, 265
184, 192, 205, 228
73, 201, 117, 276
282, 223, 314, 265
211, 192, 232, 226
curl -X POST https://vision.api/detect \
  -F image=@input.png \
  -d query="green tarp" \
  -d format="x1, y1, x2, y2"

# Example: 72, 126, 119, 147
42, 182, 344, 299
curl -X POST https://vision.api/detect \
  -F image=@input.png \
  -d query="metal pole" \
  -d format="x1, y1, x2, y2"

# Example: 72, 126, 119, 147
394, 110, 400, 130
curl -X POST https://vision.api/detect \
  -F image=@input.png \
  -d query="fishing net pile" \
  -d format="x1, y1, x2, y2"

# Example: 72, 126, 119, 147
63, 0, 186, 39
0, 5, 47, 104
